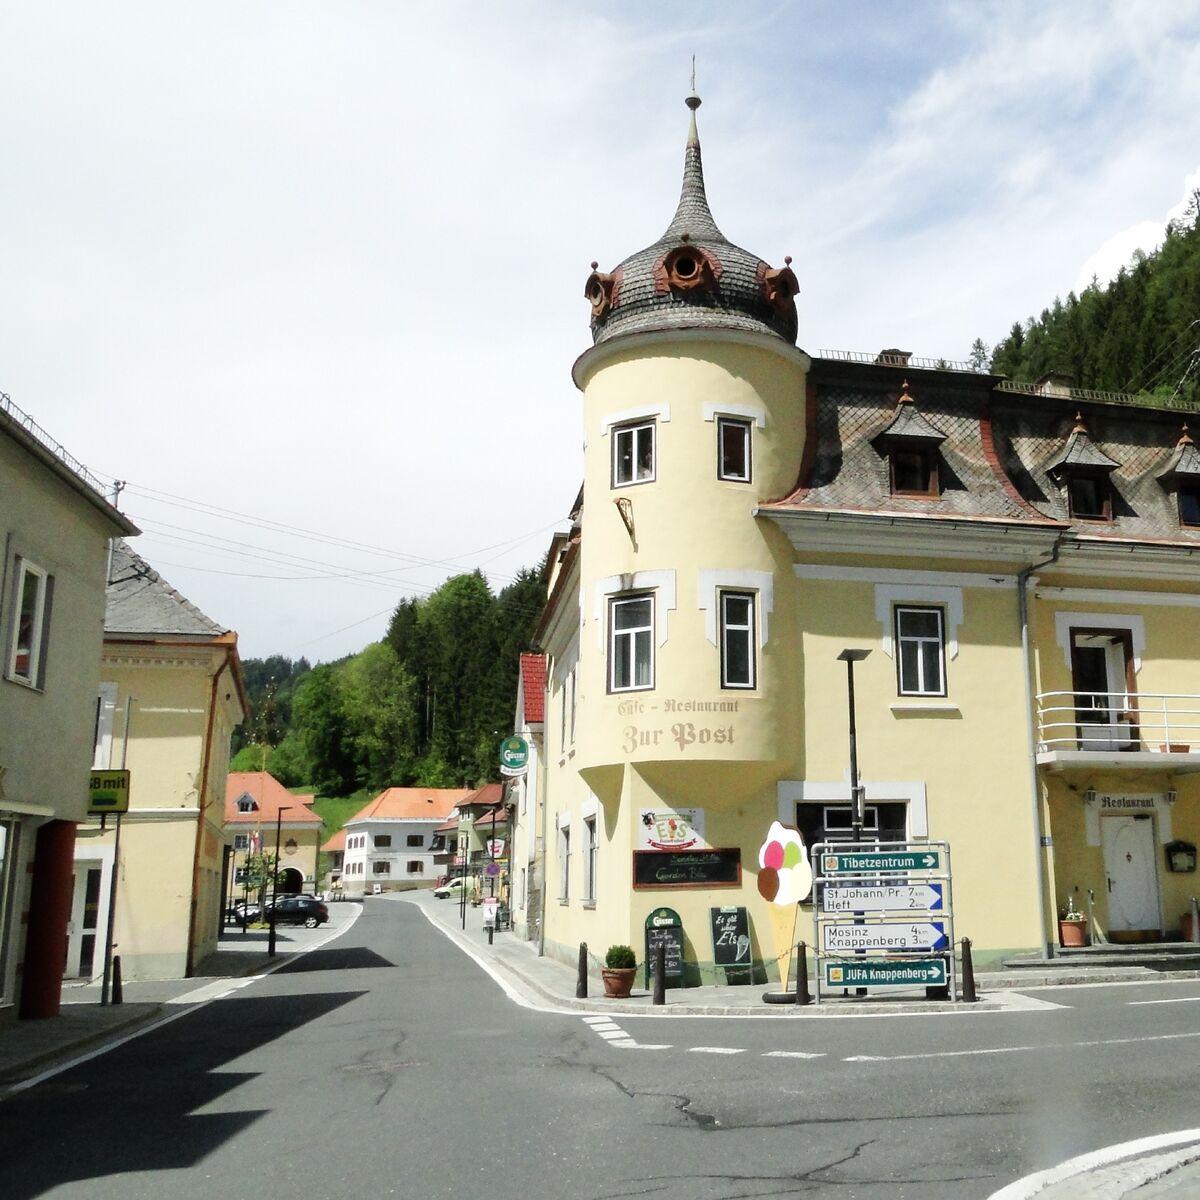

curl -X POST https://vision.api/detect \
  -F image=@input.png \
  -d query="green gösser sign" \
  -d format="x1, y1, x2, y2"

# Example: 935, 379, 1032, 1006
499, 736, 529, 777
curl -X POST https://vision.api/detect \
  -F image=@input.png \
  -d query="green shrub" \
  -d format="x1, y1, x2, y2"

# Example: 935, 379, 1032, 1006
605, 945, 636, 970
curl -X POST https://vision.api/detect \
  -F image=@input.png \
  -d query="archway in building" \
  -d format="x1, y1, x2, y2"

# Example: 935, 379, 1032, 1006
278, 867, 304, 895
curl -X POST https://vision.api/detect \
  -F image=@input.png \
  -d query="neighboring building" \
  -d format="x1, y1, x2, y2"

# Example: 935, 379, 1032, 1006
429, 812, 460, 880
321, 829, 345, 890
72, 542, 247, 982
0, 393, 138, 1020
454, 783, 506, 873
224, 773, 323, 901
529, 90, 1200, 983
341, 788, 470, 895
509, 651, 547, 940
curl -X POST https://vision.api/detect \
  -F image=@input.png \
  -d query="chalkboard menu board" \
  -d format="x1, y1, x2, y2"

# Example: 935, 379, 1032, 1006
644, 907, 685, 989
633, 848, 741, 889
710, 906, 751, 975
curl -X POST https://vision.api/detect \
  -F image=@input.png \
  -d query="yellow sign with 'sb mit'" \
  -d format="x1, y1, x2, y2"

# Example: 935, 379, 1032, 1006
88, 770, 130, 814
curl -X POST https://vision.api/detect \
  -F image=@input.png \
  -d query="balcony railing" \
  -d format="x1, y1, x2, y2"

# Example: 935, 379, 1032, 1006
1037, 691, 1200, 754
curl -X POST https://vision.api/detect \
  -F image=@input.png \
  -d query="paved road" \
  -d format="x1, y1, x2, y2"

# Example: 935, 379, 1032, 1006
3, 899, 1200, 1199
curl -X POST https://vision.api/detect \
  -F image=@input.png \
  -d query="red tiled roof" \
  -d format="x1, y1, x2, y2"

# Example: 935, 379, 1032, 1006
472, 809, 511, 831
519, 653, 546, 725
321, 829, 346, 853
459, 782, 504, 810
432, 813, 461, 833
346, 787, 472, 824
225, 773, 322, 825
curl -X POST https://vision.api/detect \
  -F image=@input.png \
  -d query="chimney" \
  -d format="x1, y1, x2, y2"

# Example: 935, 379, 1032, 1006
876, 348, 912, 367
1035, 371, 1074, 398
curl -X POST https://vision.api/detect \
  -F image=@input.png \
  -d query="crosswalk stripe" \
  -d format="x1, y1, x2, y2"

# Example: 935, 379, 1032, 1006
688, 1046, 745, 1055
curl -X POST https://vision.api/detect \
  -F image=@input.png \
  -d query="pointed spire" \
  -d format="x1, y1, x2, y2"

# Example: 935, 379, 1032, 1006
662, 71, 723, 242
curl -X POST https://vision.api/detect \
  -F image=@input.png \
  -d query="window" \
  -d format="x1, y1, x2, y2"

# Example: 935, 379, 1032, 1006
559, 825, 571, 902
612, 420, 655, 487
405, 834, 422, 848
407, 861, 424, 874
373, 861, 391, 875
609, 595, 654, 692
236, 795, 258, 814
519, 867, 527, 908
233, 834, 249, 851
375, 835, 392, 848
6, 558, 51, 686
719, 591, 756, 689
717, 417, 752, 482
583, 817, 597, 904
1067, 473, 1111, 520
93, 683, 117, 769
568, 667, 577, 746
895, 606, 946, 696
1179, 484, 1200, 527
889, 447, 937, 496
795, 803, 908, 862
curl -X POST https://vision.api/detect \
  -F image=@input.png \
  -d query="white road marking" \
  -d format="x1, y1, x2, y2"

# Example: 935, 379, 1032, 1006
763, 1050, 826, 1059
596, 1030, 630, 1040
986, 1127, 1200, 1199
628, 1043, 673, 1050
586, 1023, 623, 1032
847, 1029, 1200, 1063
688, 1046, 746, 1055
582, 1015, 615, 1025
167, 976, 259, 1006
2, 904, 363, 1098
1128, 995, 1200, 1006
609, 1039, 639, 1048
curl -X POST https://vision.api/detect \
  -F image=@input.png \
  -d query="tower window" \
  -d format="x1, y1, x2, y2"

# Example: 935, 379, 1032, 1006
609, 594, 654, 692
612, 420, 655, 487
717, 417, 752, 483
719, 591, 756, 689
889, 447, 937, 497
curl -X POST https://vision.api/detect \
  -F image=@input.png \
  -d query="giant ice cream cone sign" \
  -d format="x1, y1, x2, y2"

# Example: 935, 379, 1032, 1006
756, 821, 814, 990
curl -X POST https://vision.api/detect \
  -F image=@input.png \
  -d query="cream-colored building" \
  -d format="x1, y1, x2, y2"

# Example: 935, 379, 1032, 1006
225, 772, 322, 902
71, 542, 246, 982
1, 395, 139, 1019
530, 92, 1200, 984
510, 652, 547, 941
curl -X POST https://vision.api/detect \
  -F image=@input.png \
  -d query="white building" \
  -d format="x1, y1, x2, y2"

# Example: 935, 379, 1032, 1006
341, 788, 470, 895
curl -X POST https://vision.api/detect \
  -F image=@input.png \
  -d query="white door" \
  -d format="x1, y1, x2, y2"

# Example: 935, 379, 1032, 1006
65, 864, 104, 978
1073, 635, 1133, 751
1102, 817, 1160, 932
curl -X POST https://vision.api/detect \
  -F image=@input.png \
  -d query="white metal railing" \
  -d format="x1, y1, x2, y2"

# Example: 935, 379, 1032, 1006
1036, 691, 1200, 753
0, 390, 114, 498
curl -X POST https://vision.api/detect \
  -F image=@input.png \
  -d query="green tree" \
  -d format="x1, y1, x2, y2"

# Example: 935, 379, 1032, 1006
968, 338, 989, 371
292, 665, 357, 796
340, 643, 420, 788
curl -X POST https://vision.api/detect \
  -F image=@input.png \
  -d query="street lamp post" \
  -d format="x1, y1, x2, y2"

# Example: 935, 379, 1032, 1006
267, 805, 291, 958
837, 649, 871, 842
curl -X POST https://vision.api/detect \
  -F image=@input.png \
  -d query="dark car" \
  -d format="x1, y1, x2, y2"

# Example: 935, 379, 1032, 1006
263, 895, 329, 929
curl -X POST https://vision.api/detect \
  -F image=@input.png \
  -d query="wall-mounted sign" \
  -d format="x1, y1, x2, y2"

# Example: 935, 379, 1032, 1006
633, 848, 741, 889
88, 770, 130, 814
284, 838, 298, 856
499, 736, 529, 777
486, 838, 506, 859
638, 807, 708, 851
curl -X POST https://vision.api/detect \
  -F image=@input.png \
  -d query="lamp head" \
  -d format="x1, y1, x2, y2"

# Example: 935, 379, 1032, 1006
837, 648, 871, 663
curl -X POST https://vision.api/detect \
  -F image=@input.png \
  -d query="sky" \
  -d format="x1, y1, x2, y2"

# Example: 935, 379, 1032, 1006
4, 1, 1200, 661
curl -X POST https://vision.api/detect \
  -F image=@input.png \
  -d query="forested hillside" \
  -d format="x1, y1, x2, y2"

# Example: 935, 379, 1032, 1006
231, 566, 544, 796
983, 188, 1200, 407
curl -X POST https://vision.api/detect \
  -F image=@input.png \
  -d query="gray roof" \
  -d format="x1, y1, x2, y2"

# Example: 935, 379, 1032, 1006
1045, 415, 1121, 477
105, 540, 226, 638
1158, 427, 1200, 482
588, 96, 797, 347
874, 387, 948, 445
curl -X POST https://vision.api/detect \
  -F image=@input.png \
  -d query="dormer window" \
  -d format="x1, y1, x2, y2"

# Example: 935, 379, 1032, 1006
873, 381, 947, 499
1066, 473, 1111, 521
1157, 423, 1200, 529
1181, 484, 1200, 528
890, 446, 937, 497
236, 794, 258, 813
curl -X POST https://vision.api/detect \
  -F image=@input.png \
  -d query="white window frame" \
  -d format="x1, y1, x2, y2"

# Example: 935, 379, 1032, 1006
611, 419, 656, 488
373, 860, 391, 876
559, 824, 571, 903
93, 682, 118, 769
716, 416, 752, 483
406, 860, 423, 875
608, 593, 655, 693
375, 834, 393, 848
583, 816, 597, 904
233, 833, 249, 851
405, 834, 422, 847
894, 605, 947, 697
6, 558, 49, 687
719, 590, 757, 689
568, 666, 577, 747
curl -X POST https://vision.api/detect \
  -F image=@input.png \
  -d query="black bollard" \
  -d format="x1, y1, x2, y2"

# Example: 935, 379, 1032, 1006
960, 937, 978, 1003
111, 955, 123, 1005
576, 942, 588, 999
795, 942, 810, 1006
653, 942, 666, 1005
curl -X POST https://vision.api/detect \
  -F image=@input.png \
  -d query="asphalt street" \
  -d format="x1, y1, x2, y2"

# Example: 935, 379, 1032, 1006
3, 899, 1200, 1199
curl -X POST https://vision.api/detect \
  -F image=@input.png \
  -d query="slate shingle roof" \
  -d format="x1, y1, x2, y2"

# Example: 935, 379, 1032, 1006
105, 540, 226, 637
589, 97, 796, 348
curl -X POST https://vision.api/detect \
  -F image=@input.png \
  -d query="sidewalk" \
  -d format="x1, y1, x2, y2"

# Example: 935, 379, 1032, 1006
402, 891, 1026, 1016
1, 901, 361, 1090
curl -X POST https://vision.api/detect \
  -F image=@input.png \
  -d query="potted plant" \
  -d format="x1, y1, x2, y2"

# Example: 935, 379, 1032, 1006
1059, 896, 1088, 947
602, 945, 637, 998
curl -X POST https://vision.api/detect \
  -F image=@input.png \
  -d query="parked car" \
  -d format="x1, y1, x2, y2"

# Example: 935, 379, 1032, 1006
262, 895, 329, 928
433, 877, 469, 899
226, 900, 261, 923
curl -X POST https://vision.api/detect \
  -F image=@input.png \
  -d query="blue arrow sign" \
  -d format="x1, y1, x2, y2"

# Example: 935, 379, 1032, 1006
822, 920, 949, 953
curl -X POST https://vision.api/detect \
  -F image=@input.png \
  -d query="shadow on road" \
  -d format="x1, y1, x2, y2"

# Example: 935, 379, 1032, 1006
0, 989, 366, 1200
274, 947, 394, 974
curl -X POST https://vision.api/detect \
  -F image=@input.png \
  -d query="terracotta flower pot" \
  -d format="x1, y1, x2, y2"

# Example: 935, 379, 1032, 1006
601, 967, 636, 998
1059, 918, 1088, 948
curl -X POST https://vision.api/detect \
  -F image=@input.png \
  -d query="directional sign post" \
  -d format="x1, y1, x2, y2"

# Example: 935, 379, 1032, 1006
820, 848, 943, 876
823, 958, 948, 989
822, 920, 949, 954
822, 883, 944, 914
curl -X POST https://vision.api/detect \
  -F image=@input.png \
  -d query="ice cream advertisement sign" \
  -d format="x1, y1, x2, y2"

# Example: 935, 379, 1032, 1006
638, 808, 708, 852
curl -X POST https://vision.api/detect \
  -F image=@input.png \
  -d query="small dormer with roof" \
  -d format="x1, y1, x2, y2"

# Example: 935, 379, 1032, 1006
1158, 423, 1200, 527
874, 380, 948, 497
1045, 411, 1121, 521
